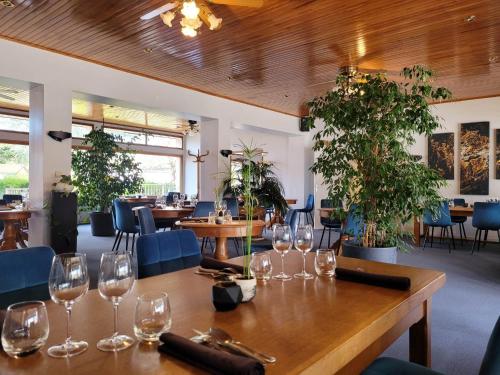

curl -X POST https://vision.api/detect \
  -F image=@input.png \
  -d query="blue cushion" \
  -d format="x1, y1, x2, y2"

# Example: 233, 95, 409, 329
136, 230, 201, 278
0, 246, 55, 308
3, 194, 23, 204
193, 201, 215, 217
297, 194, 314, 212
114, 199, 139, 233
423, 201, 453, 227
138, 207, 157, 235
479, 316, 500, 375
225, 198, 239, 217
362, 357, 442, 375
472, 202, 500, 230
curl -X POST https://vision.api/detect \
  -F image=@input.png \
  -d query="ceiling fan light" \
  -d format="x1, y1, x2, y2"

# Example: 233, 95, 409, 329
181, 1, 200, 20
180, 16, 202, 30
181, 26, 197, 37
160, 11, 176, 27
207, 14, 222, 30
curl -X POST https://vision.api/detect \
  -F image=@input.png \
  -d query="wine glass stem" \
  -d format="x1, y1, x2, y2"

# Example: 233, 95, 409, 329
65, 306, 72, 349
112, 303, 119, 340
302, 253, 306, 274
281, 253, 285, 275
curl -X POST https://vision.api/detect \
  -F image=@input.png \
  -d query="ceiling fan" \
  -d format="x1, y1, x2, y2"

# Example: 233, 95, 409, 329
140, 0, 264, 37
0, 88, 18, 101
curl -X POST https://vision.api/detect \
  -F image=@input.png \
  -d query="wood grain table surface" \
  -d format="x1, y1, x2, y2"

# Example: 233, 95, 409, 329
0, 251, 445, 375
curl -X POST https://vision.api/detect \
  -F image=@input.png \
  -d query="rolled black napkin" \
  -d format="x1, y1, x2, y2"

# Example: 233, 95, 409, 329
335, 267, 411, 291
159, 332, 265, 375
200, 257, 244, 274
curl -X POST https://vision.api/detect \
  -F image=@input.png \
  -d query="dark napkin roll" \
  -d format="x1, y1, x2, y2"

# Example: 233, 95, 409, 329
335, 267, 411, 290
200, 257, 244, 274
159, 332, 265, 375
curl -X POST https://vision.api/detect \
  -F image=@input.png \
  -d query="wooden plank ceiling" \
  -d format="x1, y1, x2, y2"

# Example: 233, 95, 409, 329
0, 0, 499, 116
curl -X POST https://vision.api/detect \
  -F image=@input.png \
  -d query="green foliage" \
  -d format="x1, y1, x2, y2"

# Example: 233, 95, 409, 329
0, 176, 29, 196
0, 145, 28, 164
72, 129, 144, 212
308, 65, 451, 249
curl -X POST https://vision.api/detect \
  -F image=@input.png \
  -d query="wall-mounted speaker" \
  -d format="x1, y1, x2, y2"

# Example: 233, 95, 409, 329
300, 117, 313, 132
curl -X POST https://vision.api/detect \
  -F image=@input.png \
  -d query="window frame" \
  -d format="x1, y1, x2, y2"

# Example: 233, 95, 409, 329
0, 110, 30, 135
71, 121, 94, 140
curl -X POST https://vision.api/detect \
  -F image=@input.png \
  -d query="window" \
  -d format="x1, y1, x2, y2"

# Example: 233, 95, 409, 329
132, 154, 181, 195
0, 114, 29, 133
0, 143, 29, 197
104, 127, 146, 144
146, 133, 182, 148
72, 123, 93, 139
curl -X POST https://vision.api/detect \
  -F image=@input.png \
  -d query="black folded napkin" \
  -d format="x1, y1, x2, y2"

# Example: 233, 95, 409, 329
158, 332, 265, 375
335, 267, 411, 291
200, 257, 244, 274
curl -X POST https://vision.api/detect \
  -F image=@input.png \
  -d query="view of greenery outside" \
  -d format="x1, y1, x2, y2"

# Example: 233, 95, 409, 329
0, 143, 29, 196
132, 153, 180, 195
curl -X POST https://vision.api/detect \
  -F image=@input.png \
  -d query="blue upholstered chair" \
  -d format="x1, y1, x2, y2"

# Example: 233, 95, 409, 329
165, 192, 181, 204
224, 198, 239, 217
296, 194, 314, 226
3, 194, 23, 204
136, 230, 202, 279
362, 316, 500, 375
452, 198, 468, 245
284, 208, 299, 238
113, 199, 140, 253
192, 201, 215, 217
0, 246, 55, 309
422, 201, 455, 252
471, 202, 500, 254
137, 207, 157, 236
319, 199, 342, 248
339, 204, 364, 240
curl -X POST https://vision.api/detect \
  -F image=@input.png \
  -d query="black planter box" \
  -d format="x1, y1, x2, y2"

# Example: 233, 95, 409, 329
50, 191, 78, 254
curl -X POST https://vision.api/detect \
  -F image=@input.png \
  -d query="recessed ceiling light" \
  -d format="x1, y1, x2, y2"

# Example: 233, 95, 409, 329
464, 15, 476, 23
489, 56, 499, 64
143, 47, 153, 53
0, 0, 15, 7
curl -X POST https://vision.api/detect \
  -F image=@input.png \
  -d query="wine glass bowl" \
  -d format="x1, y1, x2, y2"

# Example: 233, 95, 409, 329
97, 252, 135, 352
134, 292, 172, 342
272, 224, 292, 280
47, 253, 89, 358
294, 224, 314, 280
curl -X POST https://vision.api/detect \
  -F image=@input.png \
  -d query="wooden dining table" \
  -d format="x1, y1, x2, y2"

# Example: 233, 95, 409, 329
0, 252, 445, 375
177, 220, 265, 260
132, 206, 194, 219
0, 209, 31, 250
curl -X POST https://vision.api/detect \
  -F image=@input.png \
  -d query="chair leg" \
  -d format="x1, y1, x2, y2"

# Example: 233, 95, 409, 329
471, 229, 479, 254
430, 226, 435, 248
477, 229, 483, 253
422, 226, 429, 249
483, 230, 489, 247
457, 223, 463, 247
327, 228, 332, 248
462, 222, 467, 240
131, 233, 136, 255
201, 237, 206, 253
116, 232, 124, 252
233, 238, 241, 256
125, 233, 130, 252
112, 231, 120, 251
449, 226, 455, 252
439, 227, 444, 244
319, 227, 326, 248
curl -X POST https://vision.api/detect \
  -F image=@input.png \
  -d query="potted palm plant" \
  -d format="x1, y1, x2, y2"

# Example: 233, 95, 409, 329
308, 66, 450, 263
72, 128, 144, 236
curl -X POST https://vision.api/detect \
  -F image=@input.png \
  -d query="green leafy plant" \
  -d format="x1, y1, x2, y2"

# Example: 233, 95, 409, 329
72, 128, 144, 212
308, 65, 451, 249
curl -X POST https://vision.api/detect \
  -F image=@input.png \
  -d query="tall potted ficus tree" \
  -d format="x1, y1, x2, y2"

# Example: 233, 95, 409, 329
72, 128, 144, 236
307, 65, 451, 263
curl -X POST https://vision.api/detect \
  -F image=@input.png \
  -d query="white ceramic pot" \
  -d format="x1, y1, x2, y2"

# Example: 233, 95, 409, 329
234, 277, 256, 302
54, 182, 73, 193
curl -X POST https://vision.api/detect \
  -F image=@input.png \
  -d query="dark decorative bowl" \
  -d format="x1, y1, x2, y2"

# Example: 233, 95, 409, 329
212, 281, 243, 311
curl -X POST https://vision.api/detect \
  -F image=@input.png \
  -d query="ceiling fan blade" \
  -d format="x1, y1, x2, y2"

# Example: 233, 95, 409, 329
208, 0, 263, 7
140, 2, 179, 20
0, 93, 15, 101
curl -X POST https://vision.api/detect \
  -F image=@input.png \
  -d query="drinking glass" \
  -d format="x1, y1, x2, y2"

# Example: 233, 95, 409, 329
1, 301, 49, 358
272, 224, 292, 280
208, 211, 216, 224
223, 210, 232, 223
314, 249, 336, 277
134, 292, 172, 342
173, 194, 179, 207
48, 253, 89, 358
97, 252, 135, 352
214, 201, 223, 215
250, 252, 273, 280
294, 224, 314, 279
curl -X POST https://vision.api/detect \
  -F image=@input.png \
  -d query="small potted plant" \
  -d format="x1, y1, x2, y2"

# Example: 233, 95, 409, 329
72, 128, 144, 236
308, 66, 450, 262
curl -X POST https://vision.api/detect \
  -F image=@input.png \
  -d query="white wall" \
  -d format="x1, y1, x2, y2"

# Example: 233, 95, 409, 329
0, 38, 312, 244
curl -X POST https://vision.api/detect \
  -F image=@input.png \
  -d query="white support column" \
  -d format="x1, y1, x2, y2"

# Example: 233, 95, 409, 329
29, 83, 73, 246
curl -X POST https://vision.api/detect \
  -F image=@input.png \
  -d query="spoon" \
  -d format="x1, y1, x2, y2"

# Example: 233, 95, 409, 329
208, 327, 276, 364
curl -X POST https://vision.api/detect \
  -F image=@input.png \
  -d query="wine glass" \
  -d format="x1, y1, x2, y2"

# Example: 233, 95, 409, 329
315, 249, 336, 277
134, 292, 172, 342
97, 252, 135, 352
272, 224, 292, 280
48, 253, 89, 358
1, 301, 49, 358
294, 224, 314, 279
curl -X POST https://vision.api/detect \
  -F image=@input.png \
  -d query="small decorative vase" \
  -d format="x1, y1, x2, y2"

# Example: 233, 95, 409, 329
215, 217, 224, 225
234, 277, 257, 302
212, 281, 242, 311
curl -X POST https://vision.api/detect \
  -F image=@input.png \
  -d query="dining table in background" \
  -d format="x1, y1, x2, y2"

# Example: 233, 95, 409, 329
132, 206, 195, 220
122, 197, 157, 204
413, 206, 474, 247
177, 220, 265, 260
0, 209, 31, 250
0, 252, 445, 374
